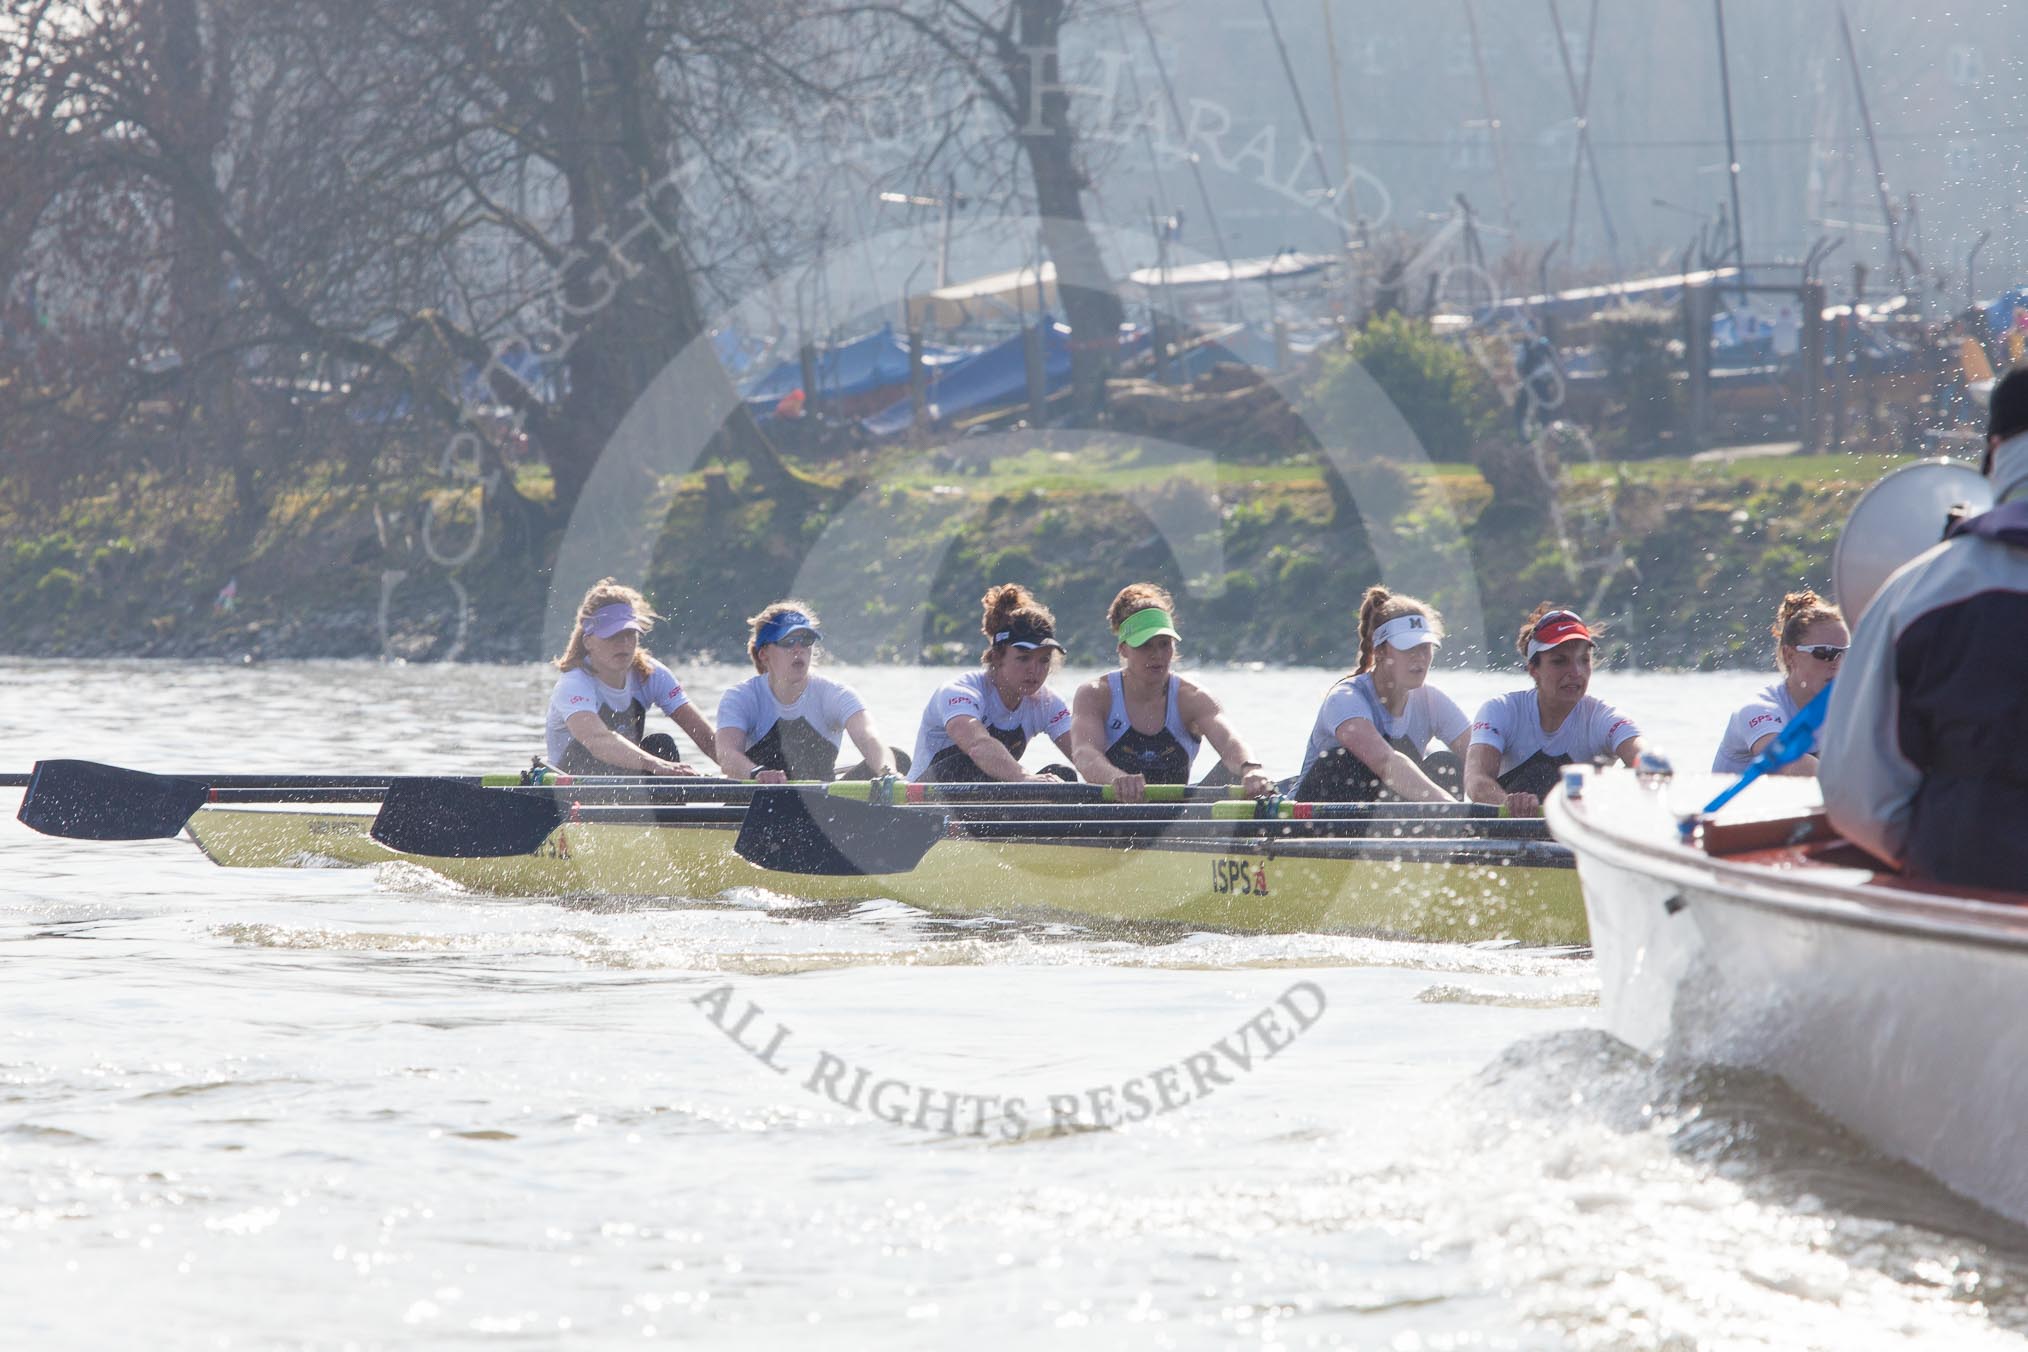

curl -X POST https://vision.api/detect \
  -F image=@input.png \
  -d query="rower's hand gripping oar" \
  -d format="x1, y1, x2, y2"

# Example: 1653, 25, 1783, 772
1681, 683, 1832, 838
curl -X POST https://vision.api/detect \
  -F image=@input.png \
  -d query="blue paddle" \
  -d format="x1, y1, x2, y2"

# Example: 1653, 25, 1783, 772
1687, 683, 1833, 830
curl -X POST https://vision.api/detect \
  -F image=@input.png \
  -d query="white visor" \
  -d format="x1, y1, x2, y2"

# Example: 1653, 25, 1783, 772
1373, 614, 1440, 652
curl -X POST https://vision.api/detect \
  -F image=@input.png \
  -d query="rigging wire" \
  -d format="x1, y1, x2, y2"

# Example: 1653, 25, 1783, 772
1258, 0, 1351, 248
1127, 0, 1236, 299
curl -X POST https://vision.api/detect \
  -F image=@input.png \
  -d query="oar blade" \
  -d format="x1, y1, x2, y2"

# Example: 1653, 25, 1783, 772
735, 787, 947, 876
16, 759, 210, 840
371, 778, 565, 858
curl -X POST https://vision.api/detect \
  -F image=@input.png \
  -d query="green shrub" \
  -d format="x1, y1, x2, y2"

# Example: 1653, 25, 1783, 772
984, 546, 1039, 581
1277, 552, 1327, 592
12, 532, 80, 575
35, 566, 85, 601
1311, 313, 1501, 462
1595, 305, 1678, 448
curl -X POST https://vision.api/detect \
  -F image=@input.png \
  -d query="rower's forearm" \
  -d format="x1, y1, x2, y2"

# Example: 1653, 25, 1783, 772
1383, 753, 1448, 803
675, 707, 718, 764
964, 739, 1029, 781
1072, 748, 1119, 785
1200, 719, 1251, 775
849, 729, 893, 774
582, 729, 666, 773
1463, 772, 1504, 806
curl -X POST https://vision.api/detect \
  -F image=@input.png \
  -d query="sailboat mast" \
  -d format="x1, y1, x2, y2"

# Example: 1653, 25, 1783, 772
1318, 0, 1359, 230
1713, 0, 1749, 295
1461, 0, 1517, 241
1834, 4, 1907, 290
1259, 0, 1351, 248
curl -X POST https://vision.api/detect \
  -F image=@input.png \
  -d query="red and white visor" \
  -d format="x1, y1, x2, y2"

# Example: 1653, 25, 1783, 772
1524, 610, 1593, 657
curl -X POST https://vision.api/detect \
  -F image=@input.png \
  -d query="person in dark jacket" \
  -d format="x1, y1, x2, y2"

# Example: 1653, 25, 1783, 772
1821, 368, 2028, 891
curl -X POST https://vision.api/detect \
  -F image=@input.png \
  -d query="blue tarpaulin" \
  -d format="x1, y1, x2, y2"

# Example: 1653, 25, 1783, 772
740, 324, 967, 411
861, 321, 1074, 438
1981, 286, 2028, 341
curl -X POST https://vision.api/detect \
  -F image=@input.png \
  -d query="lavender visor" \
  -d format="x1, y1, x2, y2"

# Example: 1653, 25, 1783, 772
583, 602, 649, 638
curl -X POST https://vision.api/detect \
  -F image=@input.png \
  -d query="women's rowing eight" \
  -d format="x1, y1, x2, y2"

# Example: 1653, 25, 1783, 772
548, 576, 1681, 815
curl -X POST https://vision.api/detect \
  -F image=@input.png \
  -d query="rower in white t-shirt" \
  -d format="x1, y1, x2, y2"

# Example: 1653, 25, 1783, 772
909, 585, 1076, 783
1293, 591, 1469, 802
1463, 607, 1644, 816
544, 582, 717, 776
713, 603, 897, 783
1712, 592, 1847, 775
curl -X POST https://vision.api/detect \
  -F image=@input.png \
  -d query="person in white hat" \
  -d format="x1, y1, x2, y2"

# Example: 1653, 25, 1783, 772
544, 578, 716, 776
1292, 586, 1469, 803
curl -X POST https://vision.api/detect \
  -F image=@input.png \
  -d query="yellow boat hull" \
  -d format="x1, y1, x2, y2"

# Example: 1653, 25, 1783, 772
185, 807, 1586, 945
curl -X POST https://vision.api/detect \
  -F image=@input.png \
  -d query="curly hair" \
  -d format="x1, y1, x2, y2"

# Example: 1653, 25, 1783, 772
980, 582, 1062, 669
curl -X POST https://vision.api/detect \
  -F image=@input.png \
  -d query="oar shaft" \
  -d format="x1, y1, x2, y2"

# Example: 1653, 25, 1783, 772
488, 773, 804, 789
11, 771, 466, 790
204, 787, 394, 804
943, 819, 1546, 842
1208, 799, 1498, 820
8, 769, 784, 793
523, 803, 1547, 840
829, 781, 1245, 805
464, 790, 1501, 815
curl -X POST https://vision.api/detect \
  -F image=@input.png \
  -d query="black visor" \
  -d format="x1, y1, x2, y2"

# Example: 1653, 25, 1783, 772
993, 618, 1065, 652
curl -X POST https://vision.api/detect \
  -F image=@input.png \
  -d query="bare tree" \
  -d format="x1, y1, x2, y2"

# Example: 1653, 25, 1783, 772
0, 0, 879, 532
840, 0, 1128, 421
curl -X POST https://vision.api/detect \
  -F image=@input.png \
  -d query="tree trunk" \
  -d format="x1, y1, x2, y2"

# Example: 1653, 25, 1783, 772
1012, 0, 1123, 424
528, 6, 814, 518
142, 0, 237, 484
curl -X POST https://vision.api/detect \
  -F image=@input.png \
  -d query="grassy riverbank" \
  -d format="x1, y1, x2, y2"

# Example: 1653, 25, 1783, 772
0, 439, 1911, 668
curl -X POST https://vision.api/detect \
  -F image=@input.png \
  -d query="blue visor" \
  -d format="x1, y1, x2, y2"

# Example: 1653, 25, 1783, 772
756, 611, 821, 647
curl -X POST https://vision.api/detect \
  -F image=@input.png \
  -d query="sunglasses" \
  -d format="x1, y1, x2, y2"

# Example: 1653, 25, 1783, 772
1795, 644, 1846, 662
771, 633, 819, 648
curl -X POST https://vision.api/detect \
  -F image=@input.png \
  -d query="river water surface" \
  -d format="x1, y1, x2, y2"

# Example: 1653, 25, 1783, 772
5, 659, 2027, 1349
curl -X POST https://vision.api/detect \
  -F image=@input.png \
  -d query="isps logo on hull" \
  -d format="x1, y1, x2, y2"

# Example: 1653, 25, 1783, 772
1210, 858, 1269, 897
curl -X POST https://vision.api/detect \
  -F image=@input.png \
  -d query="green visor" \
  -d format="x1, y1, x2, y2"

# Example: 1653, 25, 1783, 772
1116, 607, 1181, 648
